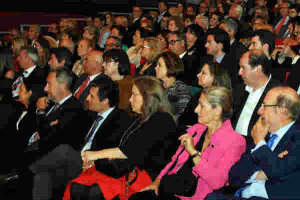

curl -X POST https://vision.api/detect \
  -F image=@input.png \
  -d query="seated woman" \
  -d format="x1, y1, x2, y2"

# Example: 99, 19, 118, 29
155, 51, 191, 119
127, 27, 154, 69
130, 86, 246, 200
33, 38, 51, 70
103, 49, 133, 112
134, 37, 163, 77
72, 39, 93, 77
178, 60, 232, 127
0, 77, 43, 172
63, 76, 179, 200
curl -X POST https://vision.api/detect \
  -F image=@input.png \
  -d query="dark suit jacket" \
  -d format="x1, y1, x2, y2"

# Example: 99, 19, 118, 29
229, 122, 300, 200
0, 65, 47, 102
72, 73, 110, 105
285, 58, 300, 91
36, 95, 90, 156
226, 40, 247, 85
273, 17, 290, 39
85, 108, 135, 172
219, 52, 241, 87
231, 77, 280, 145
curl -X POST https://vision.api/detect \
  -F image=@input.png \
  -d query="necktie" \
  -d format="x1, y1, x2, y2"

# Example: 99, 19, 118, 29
267, 134, 278, 149
85, 115, 103, 142
12, 71, 28, 97
74, 77, 90, 99
275, 18, 286, 35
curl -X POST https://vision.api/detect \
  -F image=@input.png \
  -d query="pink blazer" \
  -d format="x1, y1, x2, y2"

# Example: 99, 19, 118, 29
157, 120, 246, 200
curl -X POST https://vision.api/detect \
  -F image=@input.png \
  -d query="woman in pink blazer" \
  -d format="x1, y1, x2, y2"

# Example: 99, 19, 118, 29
130, 86, 246, 200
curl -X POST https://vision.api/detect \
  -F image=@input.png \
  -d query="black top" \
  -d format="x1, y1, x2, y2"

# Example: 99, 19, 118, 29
134, 60, 157, 78
119, 111, 178, 179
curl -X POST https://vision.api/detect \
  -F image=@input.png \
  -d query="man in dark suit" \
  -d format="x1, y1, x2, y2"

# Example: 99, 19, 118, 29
23, 68, 89, 199
273, 1, 290, 39
206, 86, 300, 200
72, 50, 110, 106
48, 47, 78, 90
0, 47, 46, 102
70, 78, 135, 199
220, 17, 247, 85
232, 50, 279, 145
205, 28, 240, 86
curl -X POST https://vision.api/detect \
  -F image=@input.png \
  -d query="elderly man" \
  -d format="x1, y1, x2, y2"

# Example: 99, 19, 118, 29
207, 85, 300, 200
0, 47, 46, 102
72, 50, 109, 105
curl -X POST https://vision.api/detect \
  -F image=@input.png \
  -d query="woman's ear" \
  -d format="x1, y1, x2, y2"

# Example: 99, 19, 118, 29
213, 105, 222, 120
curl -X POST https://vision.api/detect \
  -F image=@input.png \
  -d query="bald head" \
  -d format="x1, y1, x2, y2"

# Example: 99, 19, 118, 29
271, 86, 300, 121
258, 86, 300, 133
83, 50, 103, 75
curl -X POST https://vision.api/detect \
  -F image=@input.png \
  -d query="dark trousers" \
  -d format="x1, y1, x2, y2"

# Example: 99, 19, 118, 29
205, 191, 268, 200
29, 144, 82, 200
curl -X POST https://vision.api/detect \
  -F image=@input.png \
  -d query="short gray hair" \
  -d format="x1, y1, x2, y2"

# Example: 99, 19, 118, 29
222, 17, 238, 35
23, 47, 39, 64
276, 94, 300, 121
202, 86, 233, 121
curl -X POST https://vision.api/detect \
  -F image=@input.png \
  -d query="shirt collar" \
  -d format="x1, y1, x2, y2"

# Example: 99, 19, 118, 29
230, 39, 235, 45
99, 107, 115, 120
272, 121, 295, 140
179, 51, 187, 59
215, 53, 225, 64
245, 75, 271, 93
58, 94, 72, 105
24, 65, 36, 77
89, 73, 102, 81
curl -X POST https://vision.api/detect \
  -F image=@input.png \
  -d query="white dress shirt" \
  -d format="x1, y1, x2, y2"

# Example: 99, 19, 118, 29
235, 76, 271, 136
81, 107, 115, 153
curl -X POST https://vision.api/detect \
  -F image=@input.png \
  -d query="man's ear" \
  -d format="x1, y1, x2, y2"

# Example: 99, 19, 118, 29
103, 98, 110, 106
256, 65, 262, 73
262, 43, 269, 54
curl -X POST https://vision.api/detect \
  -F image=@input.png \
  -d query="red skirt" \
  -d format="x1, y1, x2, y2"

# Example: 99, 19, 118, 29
63, 166, 152, 200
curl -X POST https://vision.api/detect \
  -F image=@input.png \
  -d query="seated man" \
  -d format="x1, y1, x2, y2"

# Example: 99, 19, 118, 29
67, 78, 136, 199
0, 68, 91, 200
206, 86, 300, 200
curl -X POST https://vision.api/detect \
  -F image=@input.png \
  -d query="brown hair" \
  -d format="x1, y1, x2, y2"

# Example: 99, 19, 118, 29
133, 76, 175, 123
156, 51, 184, 78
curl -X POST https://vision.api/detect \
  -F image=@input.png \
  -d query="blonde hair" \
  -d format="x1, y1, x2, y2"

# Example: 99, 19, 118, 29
202, 86, 233, 121
144, 37, 163, 62
12, 36, 28, 59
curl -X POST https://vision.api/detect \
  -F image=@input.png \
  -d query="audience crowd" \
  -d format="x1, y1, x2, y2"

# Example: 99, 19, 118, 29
0, 0, 300, 199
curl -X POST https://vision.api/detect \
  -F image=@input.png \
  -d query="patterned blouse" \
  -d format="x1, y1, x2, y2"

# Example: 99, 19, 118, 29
168, 80, 191, 118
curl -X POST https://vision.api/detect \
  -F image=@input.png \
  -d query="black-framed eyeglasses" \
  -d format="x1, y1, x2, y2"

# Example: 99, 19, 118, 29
168, 39, 181, 45
261, 103, 280, 108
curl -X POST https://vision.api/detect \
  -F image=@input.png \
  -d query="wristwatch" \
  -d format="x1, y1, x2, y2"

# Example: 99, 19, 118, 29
191, 151, 201, 159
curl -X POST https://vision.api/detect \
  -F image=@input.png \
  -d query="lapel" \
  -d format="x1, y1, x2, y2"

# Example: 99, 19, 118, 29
272, 123, 297, 154
73, 74, 88, 93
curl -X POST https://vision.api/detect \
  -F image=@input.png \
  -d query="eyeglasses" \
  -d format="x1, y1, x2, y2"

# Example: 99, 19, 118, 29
261, 103, 280, 108
168, 39, 181, 45
105, 43, 116, 48
104, 60, 115, 64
